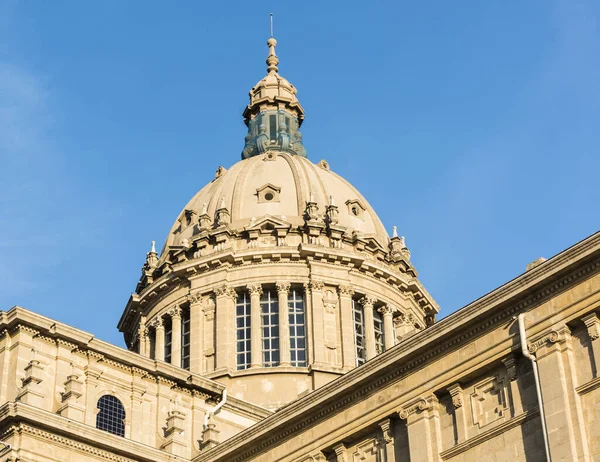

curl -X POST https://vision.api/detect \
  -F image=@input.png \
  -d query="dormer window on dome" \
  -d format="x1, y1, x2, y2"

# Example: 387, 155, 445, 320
256, 183, 281, 203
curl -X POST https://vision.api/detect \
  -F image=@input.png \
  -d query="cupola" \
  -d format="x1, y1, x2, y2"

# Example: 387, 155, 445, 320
241, 38, 307, 159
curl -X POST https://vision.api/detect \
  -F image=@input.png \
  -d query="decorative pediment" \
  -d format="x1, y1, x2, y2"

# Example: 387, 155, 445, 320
256, 183, 282, 203
245, 215, 292, 232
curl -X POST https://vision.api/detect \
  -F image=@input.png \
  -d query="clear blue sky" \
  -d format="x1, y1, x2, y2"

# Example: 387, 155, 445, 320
1, 1, 599, 348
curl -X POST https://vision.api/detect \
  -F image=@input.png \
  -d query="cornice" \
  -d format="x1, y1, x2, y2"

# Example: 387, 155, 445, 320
121, 240, 438, 334
193, 231, 600, 462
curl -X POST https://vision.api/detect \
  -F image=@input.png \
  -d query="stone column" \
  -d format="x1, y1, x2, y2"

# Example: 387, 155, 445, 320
169, 306, 182, 368
529, 326, 589, 461
276, 281, 291, 366
338, 285, 356, 370
582, 312, 600, 375
304, 283, 314, 364
378, 305, 395, 350
447, 383, 467, 444
310, 281, 326, 365
502, 353, 523, 416
215, 285, 236, 372
378, 418, 395, 462
360, 295, 377, 360
153, 317, 165, 362
248, 284, 263, 368
399, 396, 443, 462
138, 317, 148, 356
188, 292, 204, 373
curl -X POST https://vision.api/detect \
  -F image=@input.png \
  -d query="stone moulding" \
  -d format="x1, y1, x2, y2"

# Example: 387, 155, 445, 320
193, 233, 600, 462
439, 408, 540, 460
575, 376, 600, 396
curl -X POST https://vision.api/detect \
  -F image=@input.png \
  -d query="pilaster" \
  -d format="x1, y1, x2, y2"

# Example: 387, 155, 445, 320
338, 285, 356, 369
276, 281, 291, 366
160, 410, 187, 457
215, 285, 236, 372
528, 325, 589, 461
248, 284, 263, 368
169, 306, 182, 368
310, 281, 326, 365
378, 418, 395, 462
398, 395, 442, 462
188, 292, 204, 373
501, 353, 523, 416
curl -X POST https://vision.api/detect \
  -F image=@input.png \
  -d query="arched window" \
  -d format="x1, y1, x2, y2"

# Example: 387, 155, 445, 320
96, 395, 125, 437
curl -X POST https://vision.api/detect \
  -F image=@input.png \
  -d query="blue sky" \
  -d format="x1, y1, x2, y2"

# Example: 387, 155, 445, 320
1, 1, 599, 348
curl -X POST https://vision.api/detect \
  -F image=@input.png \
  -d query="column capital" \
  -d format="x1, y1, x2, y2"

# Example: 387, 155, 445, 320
309, 280, 324, 292
582, 312, 600, 341
338, 285, 355, 297
187, 291, 204, 306
377, 304, 394, 316
276, 281, 291, 294
527, 325, 570, 355
332, 443, 347, 462
151, 317, 164, 329
246, 284, 263, 297
359, 294, 377, 308
167, 306, 182, 319
398, 395, 437, 421
215, 285, 237, 300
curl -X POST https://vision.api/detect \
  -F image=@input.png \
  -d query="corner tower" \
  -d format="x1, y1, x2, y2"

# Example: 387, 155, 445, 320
118, 37, 438, 410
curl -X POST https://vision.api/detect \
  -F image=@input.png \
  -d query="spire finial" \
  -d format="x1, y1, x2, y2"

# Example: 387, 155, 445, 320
151, 240, 156, 253
266, 18, 279, 76
392, 226, 398, 238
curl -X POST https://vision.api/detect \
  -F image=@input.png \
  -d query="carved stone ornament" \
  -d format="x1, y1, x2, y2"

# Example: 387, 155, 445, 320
247, 284, 263, 297
398, 397, 429, 420
501, 354, 518, 381
276, 281, 291, 294
527, 326, 569, 353
167, 306, 182, 319
378, 305, 393, 316
338, 285, 355, 297
150, 317, 164, 329
582, 312, 600, 341
187, 291, 204, 306
214, 285, 236, 300
447, 383, 464, 409
378, 418, 393, 444
309, 280, 324, 292
359, 295, 377, 308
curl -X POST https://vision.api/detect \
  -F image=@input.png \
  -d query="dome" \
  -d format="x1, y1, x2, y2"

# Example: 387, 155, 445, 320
119, 34, 438, 411
164, 153, 390, 253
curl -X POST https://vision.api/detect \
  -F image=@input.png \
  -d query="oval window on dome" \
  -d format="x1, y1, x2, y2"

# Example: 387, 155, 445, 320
264, 192, 274, 201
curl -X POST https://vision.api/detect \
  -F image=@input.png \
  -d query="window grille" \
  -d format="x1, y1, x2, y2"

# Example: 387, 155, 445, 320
181, 309, 190, 370
236, 292, 252, 370
373, 308, 385, 355
96, 395, 125, 437
261, 289, 280, 367
288, 288, 306, 367
353, 300, 366, 366
164, 317, 172, 363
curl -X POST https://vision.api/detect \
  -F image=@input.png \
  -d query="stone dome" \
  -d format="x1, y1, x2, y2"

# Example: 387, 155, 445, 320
119, 35, 438, 411
164, 153, 390, 254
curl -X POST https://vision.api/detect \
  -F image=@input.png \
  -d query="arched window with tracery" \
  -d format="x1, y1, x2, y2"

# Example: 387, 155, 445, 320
96, 395, 126, 437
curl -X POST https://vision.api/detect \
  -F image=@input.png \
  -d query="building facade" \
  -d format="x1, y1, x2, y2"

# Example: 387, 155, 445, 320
1, 37, 599, 462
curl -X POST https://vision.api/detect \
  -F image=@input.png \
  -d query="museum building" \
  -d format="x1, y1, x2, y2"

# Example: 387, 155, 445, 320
0, 37, 600, 462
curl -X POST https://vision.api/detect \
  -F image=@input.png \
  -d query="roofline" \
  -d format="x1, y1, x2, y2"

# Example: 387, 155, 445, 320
194, 229, 600, 461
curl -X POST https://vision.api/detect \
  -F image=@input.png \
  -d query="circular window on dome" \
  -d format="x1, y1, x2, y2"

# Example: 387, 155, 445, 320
257, 184, 281, 204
